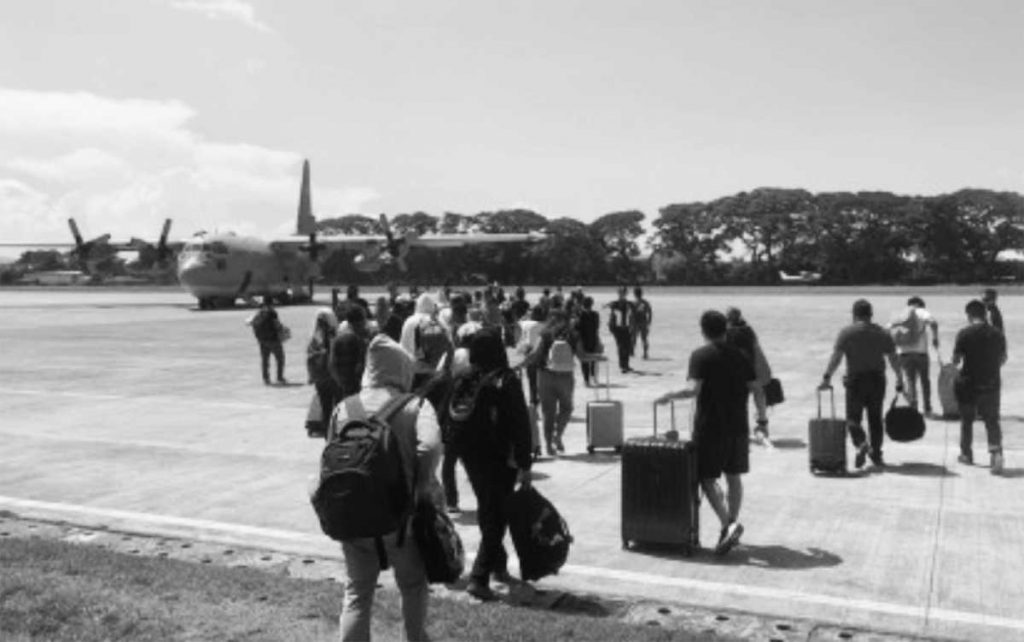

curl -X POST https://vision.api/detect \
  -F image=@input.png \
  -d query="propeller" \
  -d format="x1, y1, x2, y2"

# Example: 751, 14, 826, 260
67, 218, 110, 274
299, 230, 327, 262
378, 213, 411, 271
155, 218, 173, 266
235, 270, 253, 300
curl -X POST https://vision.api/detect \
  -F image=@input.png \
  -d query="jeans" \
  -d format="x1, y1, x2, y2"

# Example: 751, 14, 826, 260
611, 327, 631, 371
259, 341, 284, 382
631, 324, 650, 358
579, 359, 596, 385
538, 369, 574, 446
845, 371, 886, 458
898, 352, 931, 412
339, 528, 429, 641
462, 455, 517, 582
959, 389, 1003, 457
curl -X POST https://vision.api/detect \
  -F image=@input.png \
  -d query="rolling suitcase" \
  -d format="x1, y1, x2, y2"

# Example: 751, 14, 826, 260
937, 356, 960, 419
586, 357, 624, 454
809, 387, 847, 475
621, 401, 700, 555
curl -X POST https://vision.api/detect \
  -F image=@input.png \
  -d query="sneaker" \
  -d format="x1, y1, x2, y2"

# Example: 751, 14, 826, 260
554, 435, 566, 453
869, 453, 885, 469
466, 579, 496, 601
277, 377, 288, 385
446, 504, 462, 515
493, 569, 514, 584
957, 453, 973, 465
715, 522, 744, 556
854, 444, 870, 469
545, 442, 557, 457
991, 452, 1005, 475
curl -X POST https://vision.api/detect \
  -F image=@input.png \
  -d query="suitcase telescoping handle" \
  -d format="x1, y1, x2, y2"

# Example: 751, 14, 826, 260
652, 399, 678, 437
816, 386, 837, 420
591, 355, 611, 401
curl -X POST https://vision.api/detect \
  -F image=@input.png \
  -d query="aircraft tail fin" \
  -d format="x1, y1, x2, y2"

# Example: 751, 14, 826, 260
296, 159, 316, 235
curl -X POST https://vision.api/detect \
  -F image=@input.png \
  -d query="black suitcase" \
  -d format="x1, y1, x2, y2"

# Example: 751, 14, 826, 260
620, 401, 700, 555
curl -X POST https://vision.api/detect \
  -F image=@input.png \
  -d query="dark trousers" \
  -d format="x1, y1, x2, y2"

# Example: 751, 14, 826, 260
442, 448, 460, 508
525, 365, 539, 406
259, 341, 285, 382
960, 389, 1003, 457
898, 352, 931, 412
580, 359, 596, 385
844, 371, 886, 458
314, 380, 340, 428
462, 455, 517, 582
611, 327, 631, 372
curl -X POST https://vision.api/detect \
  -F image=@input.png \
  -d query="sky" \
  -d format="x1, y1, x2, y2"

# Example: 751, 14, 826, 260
1, 0, 1023, 250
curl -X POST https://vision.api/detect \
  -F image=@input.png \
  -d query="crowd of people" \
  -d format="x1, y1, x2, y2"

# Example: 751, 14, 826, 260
246, 282, 1008, 639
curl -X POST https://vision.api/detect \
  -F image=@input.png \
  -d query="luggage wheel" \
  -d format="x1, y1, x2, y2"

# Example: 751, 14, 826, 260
587, 446, 595, 455
614, 445, 622, 454
621, 538, 631, 550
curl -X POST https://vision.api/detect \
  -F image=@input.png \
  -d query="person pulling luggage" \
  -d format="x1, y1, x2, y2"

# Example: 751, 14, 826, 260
820, 299, 905, 470
655, 310, 757, 556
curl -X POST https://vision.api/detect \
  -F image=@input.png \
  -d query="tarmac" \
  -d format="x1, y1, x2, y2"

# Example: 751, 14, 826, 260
2, 287, 1023, 641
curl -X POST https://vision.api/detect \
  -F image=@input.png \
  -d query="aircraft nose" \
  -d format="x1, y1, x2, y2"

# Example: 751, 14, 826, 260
177, 257, 207, 286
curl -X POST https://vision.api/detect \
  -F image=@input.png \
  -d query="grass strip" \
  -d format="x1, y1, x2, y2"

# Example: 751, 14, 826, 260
1, 536, 728, 641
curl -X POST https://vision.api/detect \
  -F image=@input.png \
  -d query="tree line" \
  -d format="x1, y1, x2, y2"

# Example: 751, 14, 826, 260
5, 187, 1022, 286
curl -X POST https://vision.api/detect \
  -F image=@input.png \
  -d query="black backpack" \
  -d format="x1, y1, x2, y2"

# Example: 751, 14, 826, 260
410, 498, 465, 584
311, 393, 416, 553
444, 369, 504, 447
508, 486, 573, 581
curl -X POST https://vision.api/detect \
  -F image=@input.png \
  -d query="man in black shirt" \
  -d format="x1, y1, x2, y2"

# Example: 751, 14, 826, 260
954, 299, 1008, 474
606, 286, 635, 373
655, 310, 756, 556
248, 298, 286, 385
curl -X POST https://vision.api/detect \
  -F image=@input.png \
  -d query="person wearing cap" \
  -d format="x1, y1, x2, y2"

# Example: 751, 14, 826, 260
888, 296, 940, 415
821, 299, 905, 469
330, 334, 442, 641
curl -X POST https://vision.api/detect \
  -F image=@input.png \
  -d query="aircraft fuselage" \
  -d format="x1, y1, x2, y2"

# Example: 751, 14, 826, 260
176, 232, 314, 308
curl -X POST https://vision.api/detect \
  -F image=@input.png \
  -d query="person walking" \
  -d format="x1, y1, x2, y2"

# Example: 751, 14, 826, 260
330, 305, 373, 401
248, 298, 287, 385
306, 308, 340, 437
725, 307, 772, 445
631, 287, 653, 360
954, 299, 1008, 474
329, 334, 443, 641
654, 310, 756, 556
576, 296, 602, 386
982, 288, 1004, 332
606, 286, 634, 373
523, 309, 579, 455
451, 328, 533, 601
888, 296, 940, 415
820, 299, 905, 469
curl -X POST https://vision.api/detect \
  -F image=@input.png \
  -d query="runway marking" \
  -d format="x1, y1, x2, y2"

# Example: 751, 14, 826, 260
3, 495, 1024, 634
0, 387, 285, 411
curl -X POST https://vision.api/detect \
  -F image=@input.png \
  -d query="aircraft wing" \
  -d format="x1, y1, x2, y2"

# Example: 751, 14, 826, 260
269, 230, 545, 251
0, 242, 77, 249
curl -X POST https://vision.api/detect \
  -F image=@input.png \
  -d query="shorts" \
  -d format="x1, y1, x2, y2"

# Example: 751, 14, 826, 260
694, 428, 750, 479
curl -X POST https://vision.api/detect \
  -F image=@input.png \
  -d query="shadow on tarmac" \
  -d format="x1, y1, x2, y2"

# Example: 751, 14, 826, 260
767, 438, 806, 450
998, 467, 1024, 478
883, 462, 958, 478
632, 543, 843, 571
556, 453, 622, 465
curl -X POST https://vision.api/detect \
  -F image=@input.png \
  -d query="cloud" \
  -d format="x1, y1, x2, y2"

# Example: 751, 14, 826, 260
166, 0, 273, 33
0, 88, 379, 245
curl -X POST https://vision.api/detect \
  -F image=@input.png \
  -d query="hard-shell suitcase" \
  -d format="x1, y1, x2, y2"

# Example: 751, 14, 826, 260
586, 357, 624, 454
621, 401, 700, 555
937, 356, 960, 419
809, 387, 847, 475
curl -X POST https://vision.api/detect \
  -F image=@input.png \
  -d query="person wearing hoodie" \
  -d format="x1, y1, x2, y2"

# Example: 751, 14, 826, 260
306, 308, 340, 437
455, 328, 533, 601
401, 293, 454, 392
330, 305, 373, 401
330, 334, 443, 642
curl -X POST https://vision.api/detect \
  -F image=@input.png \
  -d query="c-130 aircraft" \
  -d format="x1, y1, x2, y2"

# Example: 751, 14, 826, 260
3, 160, 545, 309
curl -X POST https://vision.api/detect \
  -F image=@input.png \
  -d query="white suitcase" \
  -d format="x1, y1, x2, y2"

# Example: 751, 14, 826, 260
586, 357, 624, 454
